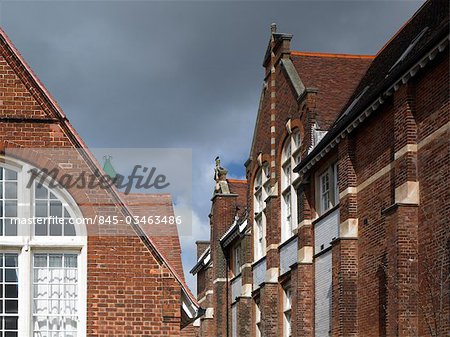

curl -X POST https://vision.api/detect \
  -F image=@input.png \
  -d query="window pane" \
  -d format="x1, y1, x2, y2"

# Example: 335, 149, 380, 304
34, 185, 76, 237
4, 255, 17, 268
35, 201, 48, 217
0, 253, 19, 336
4, 219, 17, 237
5, 285, 18, 299
5, 269, 17, 283
4, 183, 17, 200
4, 170, 17, 181
49, 255, 62, 268
34, 255, 47, 267
35, 219, 48, 236
4, 201, 17, 218
64, 221, 76, 237
33, 316, 48, 333
50, 222, 63, 236
35, 184, 48, 199
33, 254, 79, 336
5, 300, 18, 313
65, 255, 77, 268
4, 316, 18, 330
50, 201, 62, 217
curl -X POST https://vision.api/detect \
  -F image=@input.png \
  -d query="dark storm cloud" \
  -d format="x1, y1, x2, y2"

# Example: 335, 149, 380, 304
0, 0, 424, 291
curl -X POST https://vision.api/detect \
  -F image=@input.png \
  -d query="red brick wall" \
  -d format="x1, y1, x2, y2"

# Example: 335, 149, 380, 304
415, 52, 449, 337
87, 236, 181, 336
197, 21, 449, 337
0, 33, 186, 336
353, 50, 449, 336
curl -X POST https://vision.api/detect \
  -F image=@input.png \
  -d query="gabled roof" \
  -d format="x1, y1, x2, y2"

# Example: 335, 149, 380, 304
227, 178, 247, 212
295, 0, 449, 174
249, 38, 372, 161
290, 51, 373, 129
0, 26, 199, 327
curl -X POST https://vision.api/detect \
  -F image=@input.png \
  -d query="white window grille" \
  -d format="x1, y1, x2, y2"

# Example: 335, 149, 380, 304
254, 164, 269, 261
318, 163, 339, 215
281, 130, 301, 242
0, 158, 86, 337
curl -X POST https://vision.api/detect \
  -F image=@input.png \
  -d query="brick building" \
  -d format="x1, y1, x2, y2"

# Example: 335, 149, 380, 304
191, 1, 449, 336
0, 27, 200, 336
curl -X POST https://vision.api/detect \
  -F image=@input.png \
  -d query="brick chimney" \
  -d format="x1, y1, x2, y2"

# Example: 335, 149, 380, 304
196, 241, 210, 259
210, 157, 240, 337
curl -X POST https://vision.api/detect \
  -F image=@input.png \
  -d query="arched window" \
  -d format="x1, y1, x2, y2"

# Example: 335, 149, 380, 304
253, 164, 269, 260
0, 158, 86, 337
281, 130, 301, 242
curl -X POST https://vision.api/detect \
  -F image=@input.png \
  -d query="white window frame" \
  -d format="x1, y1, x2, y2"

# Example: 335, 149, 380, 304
318, 162, 339, 216
253, 165, 268, 261
0, 251, 20, 336
283, 285, 292, 337
0, 157, 87, 337
233, 243, 242, 276
281, 130, 301, 242
333, 163, 339, 206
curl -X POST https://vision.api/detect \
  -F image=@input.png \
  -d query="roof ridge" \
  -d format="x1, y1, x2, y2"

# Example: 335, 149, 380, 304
291, 51, 374, 59
227, 178, 247, 183
375, 0, 430, 57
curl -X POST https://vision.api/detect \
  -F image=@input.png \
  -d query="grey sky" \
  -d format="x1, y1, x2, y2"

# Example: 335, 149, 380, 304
0, 0, 424, 292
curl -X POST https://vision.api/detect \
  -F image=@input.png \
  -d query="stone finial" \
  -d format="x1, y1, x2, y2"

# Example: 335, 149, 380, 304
270, 23, 277, 33
214, 156, 230, 194
214, 156, 228, 182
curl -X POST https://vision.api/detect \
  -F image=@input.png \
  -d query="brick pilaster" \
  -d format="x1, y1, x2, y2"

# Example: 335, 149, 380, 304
295, 185, 314, 337
260, 282, 279, 337
237, 297, 252, 337
238, 232, 253, 337
384, 83, 419, 336
261, 195, 280, 337
332, 135, 358, 336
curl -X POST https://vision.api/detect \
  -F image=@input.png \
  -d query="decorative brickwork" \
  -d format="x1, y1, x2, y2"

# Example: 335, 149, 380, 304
192, 2, 448, 337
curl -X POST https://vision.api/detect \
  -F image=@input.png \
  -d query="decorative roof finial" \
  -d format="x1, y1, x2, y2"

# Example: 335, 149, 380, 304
214, 156, 228, 182
271, 23, 277, 34
213, 156, 230, 194
102, 155, 117, 179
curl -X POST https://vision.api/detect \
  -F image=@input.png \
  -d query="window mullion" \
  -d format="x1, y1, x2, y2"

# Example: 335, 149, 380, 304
18, 248, 31, 337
